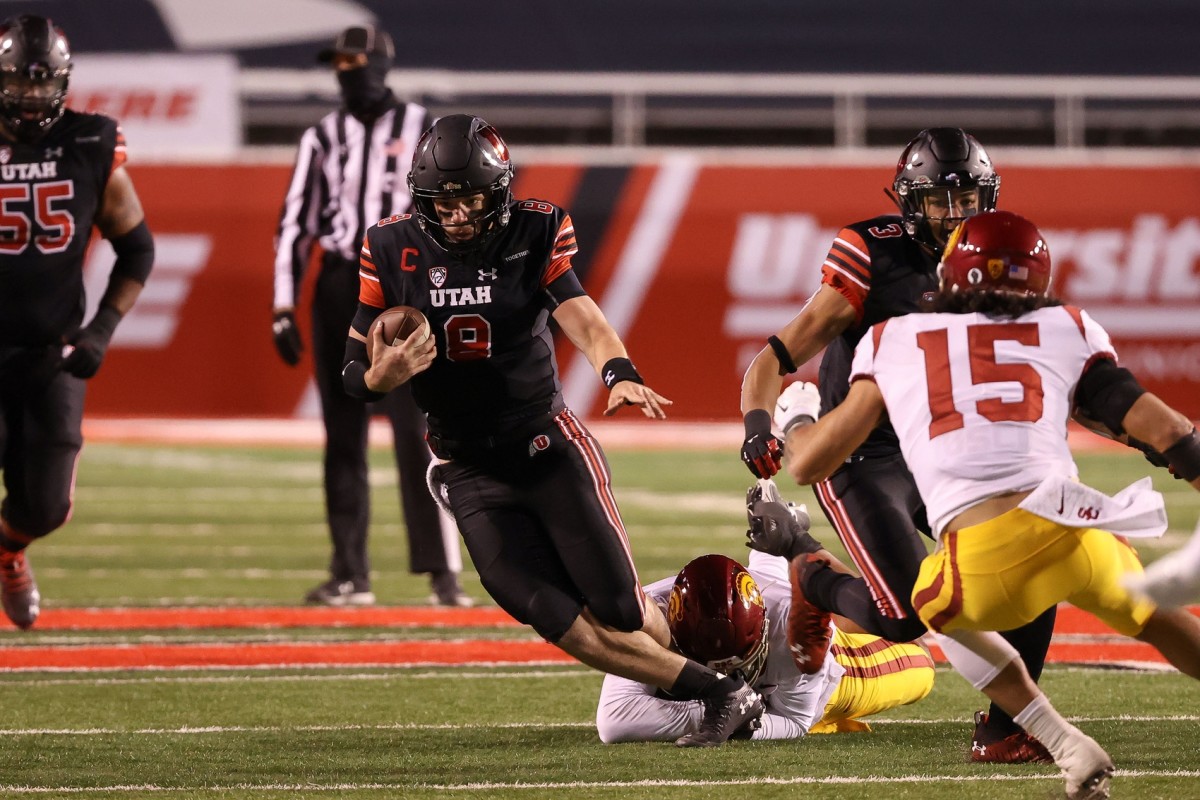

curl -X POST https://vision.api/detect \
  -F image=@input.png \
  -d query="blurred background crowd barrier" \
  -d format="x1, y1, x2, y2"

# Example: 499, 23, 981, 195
26, 0, 1200, 420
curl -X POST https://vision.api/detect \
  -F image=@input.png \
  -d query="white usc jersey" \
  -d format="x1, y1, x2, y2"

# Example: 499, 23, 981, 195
850, 304, 1116, 537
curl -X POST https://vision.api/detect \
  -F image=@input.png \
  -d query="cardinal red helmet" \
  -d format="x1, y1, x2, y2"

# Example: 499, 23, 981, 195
668, 554, 769, 684
938, 210, 1052, 296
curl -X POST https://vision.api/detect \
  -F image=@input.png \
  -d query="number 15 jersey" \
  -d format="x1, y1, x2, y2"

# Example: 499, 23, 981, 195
849, 304, 1116, 537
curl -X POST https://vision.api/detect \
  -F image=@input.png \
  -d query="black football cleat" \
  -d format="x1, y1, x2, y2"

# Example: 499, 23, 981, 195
303, 578, 375, 607
675, 681, 764, 748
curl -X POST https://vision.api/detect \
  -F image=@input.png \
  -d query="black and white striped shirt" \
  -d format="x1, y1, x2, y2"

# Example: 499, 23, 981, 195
273, 101, 429, 308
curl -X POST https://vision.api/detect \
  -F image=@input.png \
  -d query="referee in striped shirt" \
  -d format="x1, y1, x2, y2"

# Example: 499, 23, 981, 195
272, 25, 470, 608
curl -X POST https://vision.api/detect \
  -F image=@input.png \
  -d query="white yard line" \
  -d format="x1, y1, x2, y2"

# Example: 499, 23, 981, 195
0, 714, 1195, 737
2, 770, 1199, 793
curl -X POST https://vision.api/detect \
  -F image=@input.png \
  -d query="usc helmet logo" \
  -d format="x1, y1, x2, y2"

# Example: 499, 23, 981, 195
668, 585, 684, 625
736, 571, 764, 609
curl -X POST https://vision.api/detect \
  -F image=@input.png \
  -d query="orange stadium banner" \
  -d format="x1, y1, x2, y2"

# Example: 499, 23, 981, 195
86, 162, 1200, 421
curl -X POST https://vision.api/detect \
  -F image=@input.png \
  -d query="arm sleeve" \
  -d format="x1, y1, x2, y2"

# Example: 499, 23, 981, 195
342, 304, 386, 401
274, 125, 328, 308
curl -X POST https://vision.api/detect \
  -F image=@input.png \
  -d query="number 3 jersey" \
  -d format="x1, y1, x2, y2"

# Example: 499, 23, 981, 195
849, 304, 1117, 537
357, 200, 586, 440
0, 109, 125, 347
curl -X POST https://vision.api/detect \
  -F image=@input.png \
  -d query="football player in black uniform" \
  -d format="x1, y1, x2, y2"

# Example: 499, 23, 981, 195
740, 128, 1058, 762
343, 114, 763, 747
0, 15, 154, 629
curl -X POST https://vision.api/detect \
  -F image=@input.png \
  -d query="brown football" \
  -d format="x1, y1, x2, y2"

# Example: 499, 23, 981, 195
366, 305, 431, 362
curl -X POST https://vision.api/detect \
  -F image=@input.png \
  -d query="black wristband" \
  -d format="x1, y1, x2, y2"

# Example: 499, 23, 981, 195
743, 408, 772, 436
767, 335, 798, 375
1164, 428, 1200, 481
601, 357, 643, 389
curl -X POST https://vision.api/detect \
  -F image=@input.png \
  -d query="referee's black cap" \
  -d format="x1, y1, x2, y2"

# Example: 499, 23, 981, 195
317, 24, 394, 63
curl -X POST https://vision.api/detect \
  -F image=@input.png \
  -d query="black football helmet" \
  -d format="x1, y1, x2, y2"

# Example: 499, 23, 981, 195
0, 15, 72, 142
668, 554, 770, 685
891, 128, 1000, 256
408, 114, 514, 254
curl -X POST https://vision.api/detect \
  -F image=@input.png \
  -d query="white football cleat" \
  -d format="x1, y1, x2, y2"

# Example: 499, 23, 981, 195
1057, 729, 1114, 800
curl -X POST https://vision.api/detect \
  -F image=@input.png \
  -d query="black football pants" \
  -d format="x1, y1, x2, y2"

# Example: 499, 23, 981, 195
434, 408, 646, 643
0, 347, 84, 549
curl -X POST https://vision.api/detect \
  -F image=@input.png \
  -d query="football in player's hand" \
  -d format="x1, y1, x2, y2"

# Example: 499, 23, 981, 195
366, 306, 430, 362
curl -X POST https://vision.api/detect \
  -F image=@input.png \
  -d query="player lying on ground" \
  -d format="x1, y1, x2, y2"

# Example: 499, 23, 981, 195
596, 491, 933, 743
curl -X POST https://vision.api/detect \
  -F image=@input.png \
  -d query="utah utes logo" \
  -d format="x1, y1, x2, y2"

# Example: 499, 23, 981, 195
528, 434, 551, 457
429, 267, 447, 288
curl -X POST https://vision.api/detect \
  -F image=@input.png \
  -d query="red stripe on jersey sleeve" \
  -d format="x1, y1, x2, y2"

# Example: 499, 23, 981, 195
542, 214, 579, 287
1062, 304, 1088, 338
871, 318, 889, 353
358, 235, 385, 307
820, 228, 872, 322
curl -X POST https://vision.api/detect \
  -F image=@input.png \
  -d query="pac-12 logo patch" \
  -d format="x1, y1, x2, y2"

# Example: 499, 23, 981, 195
528, 434, 551, 457
429, 267, 447, 288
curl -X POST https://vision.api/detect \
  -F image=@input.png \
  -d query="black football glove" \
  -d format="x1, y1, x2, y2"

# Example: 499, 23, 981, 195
62, 306, 121, 379
741, 409, 782, 478
272, 310, 303, 366
745, 479, 821, 559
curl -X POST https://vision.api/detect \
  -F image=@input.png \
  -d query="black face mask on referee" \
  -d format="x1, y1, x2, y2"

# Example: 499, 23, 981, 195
338, 51, 392, 120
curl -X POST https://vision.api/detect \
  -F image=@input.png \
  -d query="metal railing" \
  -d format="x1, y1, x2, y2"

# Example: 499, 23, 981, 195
240, 69, 1200, 149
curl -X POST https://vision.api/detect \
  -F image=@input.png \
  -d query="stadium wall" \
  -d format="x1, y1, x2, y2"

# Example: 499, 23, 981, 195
87, 158, 1200, 421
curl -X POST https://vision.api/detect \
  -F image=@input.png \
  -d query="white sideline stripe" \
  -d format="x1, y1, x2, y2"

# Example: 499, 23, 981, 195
2, 771, 1198, 793
1, 714, 1195, 736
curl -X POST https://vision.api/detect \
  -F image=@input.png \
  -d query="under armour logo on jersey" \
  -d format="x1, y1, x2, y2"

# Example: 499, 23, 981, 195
43, 146, 62, 159
478, 268, 498, 281
429, 267, 447, 288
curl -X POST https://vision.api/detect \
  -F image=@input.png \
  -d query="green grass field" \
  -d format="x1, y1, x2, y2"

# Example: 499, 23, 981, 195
0, 439, 1198, 799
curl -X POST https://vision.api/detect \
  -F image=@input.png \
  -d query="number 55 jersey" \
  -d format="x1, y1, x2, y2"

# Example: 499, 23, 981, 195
357, 200, 585, 442
0, 110, 125, 347
849, 304, 1116, 538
